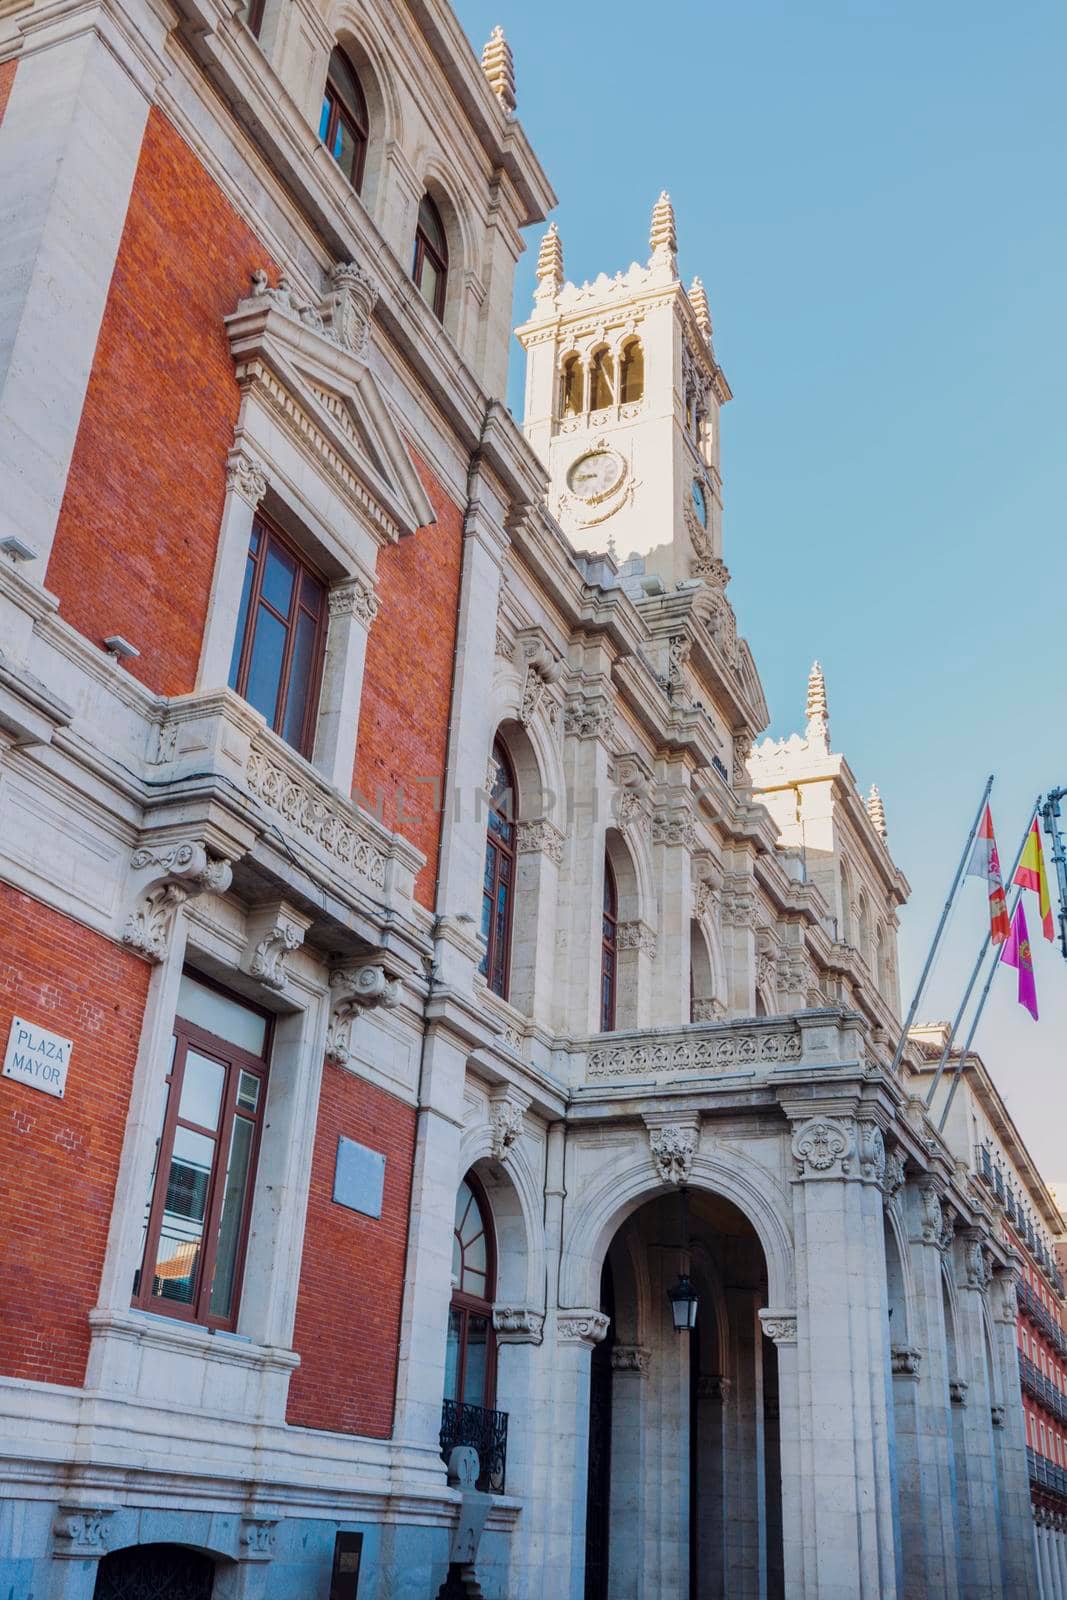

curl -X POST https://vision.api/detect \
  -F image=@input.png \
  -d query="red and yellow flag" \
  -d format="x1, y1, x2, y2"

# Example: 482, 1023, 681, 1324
966, 804, 1011, 944
1014, 819, 1055, 942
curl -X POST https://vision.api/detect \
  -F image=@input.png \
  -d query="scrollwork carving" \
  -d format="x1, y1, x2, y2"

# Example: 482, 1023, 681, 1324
325, 964, 401, 1067
123, 842, 233, 964
647, 1122, 698, 1185
791, 1117, 853, 1179
558, 1311, 611, 1345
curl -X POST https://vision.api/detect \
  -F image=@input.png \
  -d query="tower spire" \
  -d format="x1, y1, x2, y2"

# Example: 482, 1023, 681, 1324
649, 191, 678, 274
688, 276, 712, 339
805, 660, 830, 753
481, 25, 516, 113
867, 784, 887, 840
535, 221, 564, 297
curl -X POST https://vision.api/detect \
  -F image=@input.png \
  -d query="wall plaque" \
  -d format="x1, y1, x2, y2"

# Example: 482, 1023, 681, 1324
3, 1015, 72, 1099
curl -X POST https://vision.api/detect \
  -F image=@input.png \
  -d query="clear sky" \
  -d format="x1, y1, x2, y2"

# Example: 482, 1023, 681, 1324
454, 0, 1067, 1182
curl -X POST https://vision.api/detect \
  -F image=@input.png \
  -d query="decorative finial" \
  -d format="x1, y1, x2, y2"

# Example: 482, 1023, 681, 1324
481, 25, 516, 113
867, 784, 887, 840
805, 660, 830, 752
688, 276, 712, 339
649, 191, 678, 272
535, 222, 564, 294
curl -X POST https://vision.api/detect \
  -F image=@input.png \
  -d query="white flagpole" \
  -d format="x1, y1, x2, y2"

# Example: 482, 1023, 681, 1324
888, 774, 994, 1078
923, 798, 1040, 1109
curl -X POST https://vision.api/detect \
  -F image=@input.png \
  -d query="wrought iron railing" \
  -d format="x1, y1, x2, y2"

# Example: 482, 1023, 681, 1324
1028, 1447, 1067, 1503
1017, 1279, 1067, 1360
440, 1399, 508, 1494
1019, 1350, 1067, 1427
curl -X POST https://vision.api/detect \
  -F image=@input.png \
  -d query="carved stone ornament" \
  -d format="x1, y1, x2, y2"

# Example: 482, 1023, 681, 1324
647, 1122, 698, 1185
495, 626, 515, 661
617, 788, 651, 833
558, 1310, 611, 1345
226, 448, 268, 505
564, 696, 614, 741
667, 633, 691, 698
758, 1309, 798, 1346
123, 842, 233, 964
249, 260, 378, 359
990, 1403, 1006, 1429
328, 574, 379, 626
696, 1373, 732, 1403
587, 1022, 800, 1081
493, 1306, 545, 1344
239, 1518, 278, 1560
791, 1116, 853, 1180
891, 1344, 923, 1378
949, 1378, 968, 1407
858, 1121, 887, 1183
325, 964, 401, 1067
519, 637, 564, 728
882, 1149, 907, 1203
611, 1345, 651, 1374
721, 890, 757, 929
489, 1097, 526, 1161
243, 903, 310, 992
651, 810, 699, 851
961, 1233, 991, 1290
915, 1181, 943, 1246
691, 998, 727, 1023
989, 1271, 1019, 1326
938, 1205, 957, 1255
515, 818, 565, 865
53, 1506, 115, 1558
617, 920, 657, 960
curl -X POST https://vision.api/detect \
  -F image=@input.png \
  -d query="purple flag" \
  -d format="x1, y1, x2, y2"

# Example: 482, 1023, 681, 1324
1000, 901, 1039, 1021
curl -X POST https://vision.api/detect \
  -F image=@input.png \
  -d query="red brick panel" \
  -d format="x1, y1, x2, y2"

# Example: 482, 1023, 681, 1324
286, 1062, 416, 1437
354, 453, 463, 910
0, 888, 150, 1386
0, 59, 16, 125
47, 108, 277, 697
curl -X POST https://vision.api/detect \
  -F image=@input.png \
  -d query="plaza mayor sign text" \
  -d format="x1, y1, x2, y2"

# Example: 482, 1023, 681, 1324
3, 1015, 73, 1098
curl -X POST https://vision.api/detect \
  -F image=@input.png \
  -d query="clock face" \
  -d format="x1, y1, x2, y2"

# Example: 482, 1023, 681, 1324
691, 478, 708, 527
567, 450, 624, 502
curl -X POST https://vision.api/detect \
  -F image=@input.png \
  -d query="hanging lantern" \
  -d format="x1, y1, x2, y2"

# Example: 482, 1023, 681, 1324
667, 1186, 698, 1332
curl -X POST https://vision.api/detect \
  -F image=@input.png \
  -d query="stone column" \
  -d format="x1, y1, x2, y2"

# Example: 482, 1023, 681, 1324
722, 869, 757, 1017
492, 1305, 546, 1507
554, 696, 615, 1034
782, 1109, 899, 1599
896, 1179, 960, 1599
989, 1268, 1041, 1598
950, 1231, 1004, 1599
196, 451, 267, 690
642, 1247, 692, 1599
1056, 1514, 1067, 1598
608, 1345, 651, 1600
0, 0, 160, 584
764, 1314, 802, 1600
725, 1288, 764, 1600
694, 1373, 730, 1600
529, 1310, 609, 1600
48, 1507, 116, 1600
313, 572, 379, 791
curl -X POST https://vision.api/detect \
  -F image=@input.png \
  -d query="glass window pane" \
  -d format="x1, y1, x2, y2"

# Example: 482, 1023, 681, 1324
209, 1114, 255, 1319
237, 1070, 260, 1113
245, 606, 288, 727
444, 1306, 462, 1402
418, 197, 446, 256
337, 120, 362, 186
452, 1233, 463, 1286
462, 1314, 489, 1405
261, 540, 296, 616
417, 257, 441, 314
152, 1126, 215, 1304
281, 607, 318, 749
319, 94, 332, 143
177, 977, 267, 1056
135, 1060, 172, 1291
178, 1050, 225, 1131
228, 550, 257, 690
462, 1230, 486, 1284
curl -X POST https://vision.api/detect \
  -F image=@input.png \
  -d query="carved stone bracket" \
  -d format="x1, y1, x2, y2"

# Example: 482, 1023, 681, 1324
611, 1345, 652, 1375
53, 1506, 116, 1559
857, 1120, 887, 1183
493, 1306, 545, 1344
123, 840, 234, 963
882, 1148, 907, 1205
759, 1308, 798, 1346
959, 1230, 992, 1291
515, 818, 565, 865
644, 1115, 699, 1185
990, 1403, 1006, 1429
558, 1310, 611, 1346
488, 1089, 530, 1162
891, 1344, 923, 1378
790, 1116, 854, 1181
950, 1378, 969, 1407
239, 1517, 278, 1562
242, 901, 312, 992
519, 636, 564, 729
325, 962, 402, 1067
990, 1269, 1020, 1327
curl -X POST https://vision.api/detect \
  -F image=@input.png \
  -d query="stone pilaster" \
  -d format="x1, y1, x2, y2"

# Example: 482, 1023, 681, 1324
950, 1230, 1003, 1599
608, 1345, 650, 1599
988, 1267, 1041, 1598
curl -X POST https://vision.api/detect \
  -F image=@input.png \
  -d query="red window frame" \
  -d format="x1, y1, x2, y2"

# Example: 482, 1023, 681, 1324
412, 194, 449, 321
132, 978, 272, 1331
447, 1172, 497, 1410
481, 739, 516, 1000
228, 513, 328, 760
319, 47, 369, 193
601, 856, 618, 1032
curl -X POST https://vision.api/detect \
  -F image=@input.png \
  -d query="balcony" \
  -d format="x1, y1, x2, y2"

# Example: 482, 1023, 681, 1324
440, 1399, 509, 1494
1017, 1279, 1067, 1360
1028, 1447, 1067, 1503
1019, 1350, 1067, 1427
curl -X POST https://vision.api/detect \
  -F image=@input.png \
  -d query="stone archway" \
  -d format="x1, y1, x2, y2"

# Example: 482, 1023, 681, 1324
93, 1544, 216, 1599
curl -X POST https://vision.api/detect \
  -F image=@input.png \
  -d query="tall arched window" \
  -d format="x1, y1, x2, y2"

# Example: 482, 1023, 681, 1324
839, 862, 852, 944
600, 857, 618, 1032
413, 194, 448, 320
858, 893, 871, 967
619, 339, 644, 403
319, 47, 369, 192
446, 1175, 496, 1411
480, 740, 515, 999
560, 353, 583, 417
589, 347, 614, 411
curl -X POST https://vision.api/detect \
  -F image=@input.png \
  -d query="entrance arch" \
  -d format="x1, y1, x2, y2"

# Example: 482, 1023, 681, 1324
93, 1544, 215, 1599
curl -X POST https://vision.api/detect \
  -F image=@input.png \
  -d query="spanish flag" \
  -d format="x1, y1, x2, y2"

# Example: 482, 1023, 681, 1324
966, 804, 1011, 944
1013, 818, 1055, 942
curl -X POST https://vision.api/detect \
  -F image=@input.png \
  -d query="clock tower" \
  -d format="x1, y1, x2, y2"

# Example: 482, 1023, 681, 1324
515, 194, 731, 588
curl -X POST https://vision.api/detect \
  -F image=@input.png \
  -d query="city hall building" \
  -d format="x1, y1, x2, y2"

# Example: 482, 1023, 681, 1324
0, 0, 1052, 1595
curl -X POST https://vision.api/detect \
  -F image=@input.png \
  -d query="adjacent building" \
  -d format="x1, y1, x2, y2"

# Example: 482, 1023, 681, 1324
0, 0, 1052, 1596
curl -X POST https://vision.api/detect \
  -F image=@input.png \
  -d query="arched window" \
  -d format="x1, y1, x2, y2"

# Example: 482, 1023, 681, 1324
559, 353, 583, 417
480, 740, 515, 999
446, 1175, 496, 1411
858, 893, 870, 967
839, 863, 852, 944
619, 339, 644, 403
601, 857, 618, 1032
589, 347, 614, 411
319, 47, 369, 193
413, 194, 448, 320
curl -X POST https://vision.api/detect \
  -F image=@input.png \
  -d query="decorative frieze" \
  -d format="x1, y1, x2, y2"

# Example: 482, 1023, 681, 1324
617, 920, 657, 959
515, 818, 565, 865
587, 1023, 801, 1081
612, 1345, 651, 1375
564, 697, 615, 741
721, 889, 757, 928
246, 742, 389, 890
493, 1306, 545, 1344
325, 964, 401, 1067
646, 1119, 699, 1185
759, 1309, 798, 1346
123, 841, 233, 963
791, 1116, 854, 1180
558, 1310, 611, 1346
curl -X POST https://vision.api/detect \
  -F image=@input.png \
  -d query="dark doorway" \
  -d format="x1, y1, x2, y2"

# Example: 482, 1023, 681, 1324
92, 1543, 215, 1600
584, 1259, 616, 1600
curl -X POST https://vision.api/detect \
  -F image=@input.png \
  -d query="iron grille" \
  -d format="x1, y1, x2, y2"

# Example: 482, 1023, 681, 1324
439, 1399, 508, 1493
92, 1545, 215, 1600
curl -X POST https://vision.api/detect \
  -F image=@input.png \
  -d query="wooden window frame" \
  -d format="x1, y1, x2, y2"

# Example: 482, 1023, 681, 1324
412, 195, 449, 321
228, 513, 328, 761
449, 1172, 497, 1410
481, 739, 516, 1001
132, 975, 272, 1332
600, 856, 618, 1033
245, 0, 266, 37
320, 47, 369, 194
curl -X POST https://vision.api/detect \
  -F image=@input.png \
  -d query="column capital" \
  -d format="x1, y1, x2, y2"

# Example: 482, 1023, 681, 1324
493, 1305, 544, 1344
226, 447, 268, 505
891, 1343, 923, 1379
759, 1307, 798, 1346
557, 1310, 610, 1347
611, 1344, 651, 1375
52, 1505, 116, 1559
328, 573, 380, 626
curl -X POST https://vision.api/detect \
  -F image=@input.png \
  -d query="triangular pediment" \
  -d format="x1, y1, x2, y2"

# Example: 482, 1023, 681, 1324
226, 271, 435, 545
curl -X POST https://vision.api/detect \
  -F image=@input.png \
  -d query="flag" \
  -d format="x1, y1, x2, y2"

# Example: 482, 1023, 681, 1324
1001, 900, 1039, 1020
1014, 818, 1055, 942
967, 804, 1011, 944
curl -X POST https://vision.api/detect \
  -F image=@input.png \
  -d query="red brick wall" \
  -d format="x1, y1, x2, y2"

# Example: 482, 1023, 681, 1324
354, 453, 463, 909
0, 888, 150, 1386
47, 108, 277, 697
286, 1062, 416, 1437
0, 59, 16, 124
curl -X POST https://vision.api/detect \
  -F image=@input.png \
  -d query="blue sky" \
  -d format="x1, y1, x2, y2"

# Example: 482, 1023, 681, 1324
455, 0, 1067, 1179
